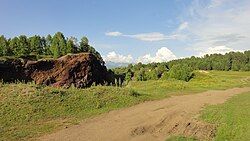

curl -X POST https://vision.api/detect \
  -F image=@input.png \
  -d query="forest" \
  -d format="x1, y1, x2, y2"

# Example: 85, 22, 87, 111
113, 50, 250, 83
0, 32, 102, 61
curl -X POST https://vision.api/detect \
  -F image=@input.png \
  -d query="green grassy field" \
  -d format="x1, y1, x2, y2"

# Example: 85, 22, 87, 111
0, 85, 145, 140
200, 91, 250, 141
0, 71, 249, 140
128, 71, 250, 99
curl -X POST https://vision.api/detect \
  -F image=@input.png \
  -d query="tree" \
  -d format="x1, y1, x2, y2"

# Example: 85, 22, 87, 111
125, 69, 133, 83
69, 36, 78, 53
46, 34, 52, 47
156, 63, 168, 78
134, 62, 143, 71
17, 35, 30, 56
145, 68, 160, 80
45, 34, 52, 55
29, 35, 43, 55
0, 33, 108, 62
0, 35, 9, 56
88, 45, 103, 62
242, 63, 250, 71
9, 37, 19, 56
78, 36, 104, 63
50, 32, 66, 58
66, 39, 74, 54
169, 64, 193, 82
230, 52, 247, 71
127, 64, 133, 70
79, 36, 89, 52
10, 35, 30, 56
40, 37, 47, 55
135, 68, 146, 81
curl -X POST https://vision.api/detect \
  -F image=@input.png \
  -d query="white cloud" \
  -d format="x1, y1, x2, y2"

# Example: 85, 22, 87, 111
198, 45, 239, 56
184, 0, 250, 55
137, 47, 177, 63
125, 32, 166, 41
105, 31, 123, 37
105, 31, 183, 42
103, 51, 133, 63
104, 47, 177, 64
178, 22, 188, 31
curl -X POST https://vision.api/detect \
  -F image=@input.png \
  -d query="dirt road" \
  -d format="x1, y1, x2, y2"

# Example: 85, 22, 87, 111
40, 87, 250, 141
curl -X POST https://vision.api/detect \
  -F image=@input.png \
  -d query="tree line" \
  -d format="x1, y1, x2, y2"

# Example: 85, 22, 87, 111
167, 51, 250, 71
0, 32, 102, 61
112, 51, 250, 83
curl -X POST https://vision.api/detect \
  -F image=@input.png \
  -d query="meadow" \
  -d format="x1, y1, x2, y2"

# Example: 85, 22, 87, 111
200, 91, 250, 141
128, 71, 250, 99
0, 71, 250, 140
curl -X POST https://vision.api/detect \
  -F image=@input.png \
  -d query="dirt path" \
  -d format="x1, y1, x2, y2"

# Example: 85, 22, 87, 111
40, 87, 250, 141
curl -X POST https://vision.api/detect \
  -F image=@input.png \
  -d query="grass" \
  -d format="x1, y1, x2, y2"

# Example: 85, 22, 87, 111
127, 71, 250, 99
0, 71, 249, 140
200, 91, 250, 141
0, 84, 145, 140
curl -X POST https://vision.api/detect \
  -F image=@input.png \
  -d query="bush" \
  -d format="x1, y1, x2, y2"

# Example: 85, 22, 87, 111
169, 64, 193, 82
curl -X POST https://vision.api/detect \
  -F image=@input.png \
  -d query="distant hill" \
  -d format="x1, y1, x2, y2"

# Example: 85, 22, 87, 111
105, 61, 130, 69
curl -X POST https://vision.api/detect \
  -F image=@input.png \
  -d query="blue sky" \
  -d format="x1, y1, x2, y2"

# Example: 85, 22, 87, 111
1, 0, 250, 63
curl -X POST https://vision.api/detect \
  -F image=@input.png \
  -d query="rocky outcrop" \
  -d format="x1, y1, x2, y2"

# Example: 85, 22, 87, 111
0, 53, 110, 88
0, 58, 31, 82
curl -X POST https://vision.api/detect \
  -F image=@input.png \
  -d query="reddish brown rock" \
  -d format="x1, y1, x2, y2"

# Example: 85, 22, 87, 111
0, 58, 31, 82
0, 53, 110, 88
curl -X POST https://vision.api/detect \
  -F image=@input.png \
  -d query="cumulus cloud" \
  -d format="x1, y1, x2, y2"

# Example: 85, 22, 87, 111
103, 47, 177, 64
105, 31, 183, 42
103, 51, 133, 63
137, 47, 177, 63
105, 31, 123, 36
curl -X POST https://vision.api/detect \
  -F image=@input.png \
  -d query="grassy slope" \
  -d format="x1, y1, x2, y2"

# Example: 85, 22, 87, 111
200, 91, 250, 141
128, 71, 250, 99
0, 71, 249, 140
0, 85, 144, 140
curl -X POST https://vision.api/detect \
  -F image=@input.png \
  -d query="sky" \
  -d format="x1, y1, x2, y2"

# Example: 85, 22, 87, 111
1, 0, 250, 64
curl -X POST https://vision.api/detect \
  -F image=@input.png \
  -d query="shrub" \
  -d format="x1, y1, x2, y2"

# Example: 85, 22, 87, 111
169, 64, 193, 82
